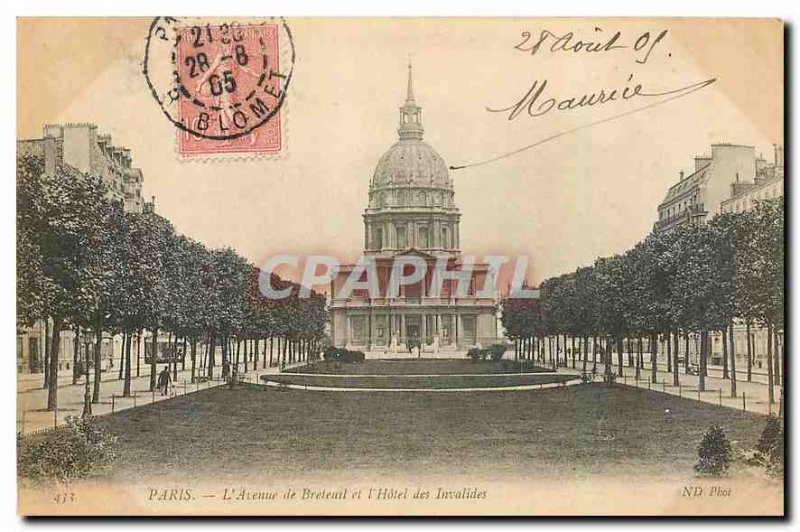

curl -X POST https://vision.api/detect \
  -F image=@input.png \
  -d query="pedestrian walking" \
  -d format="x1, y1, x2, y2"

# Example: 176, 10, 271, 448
157, 366, 172, 396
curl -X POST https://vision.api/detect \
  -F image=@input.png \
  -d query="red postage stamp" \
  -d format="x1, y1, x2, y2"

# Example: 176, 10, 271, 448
173, 22, 285, 156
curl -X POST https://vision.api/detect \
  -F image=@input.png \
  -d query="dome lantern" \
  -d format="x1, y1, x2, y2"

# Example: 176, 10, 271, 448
398, 62, 424, 141
363, 63, 461, 257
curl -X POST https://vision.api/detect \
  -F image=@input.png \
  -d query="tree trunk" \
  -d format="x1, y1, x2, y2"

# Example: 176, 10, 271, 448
746, 320, 752, 382
122, 333, 132, 397
43, 317, 50, 389
172, 334, 179, 382
634, 337, 642, 380
729, 320, 737, 398
190, 337, 198, 383
627, 338, 633, 367
82, 340, 92, 417
616, 336, 623, 377
777, 330, 783, 387
721, 329, 729, 379
570, 336, 576, 368
149, 328, 158, 392
684, 332, 690, 374
182, 337, 187, 371
773, 329, 781, 387
136, 330, 142, 377
672, 329, 680, 387
698, 330, 707, 392
118, 333, 126, 380
268, 336, 274, 368
221, 335, 229, 377
230, 338, 240, 389
46, 316, 63, 411
72, 325, 81, 385
666, 332, 671, 374
650, 332, 658, 384
582, 335, 588, 373
117, 333, 126, 380
591, 336, 597, 372
92, 317, 103, 403
766, 324, 774, 404
207, 334, 216, 378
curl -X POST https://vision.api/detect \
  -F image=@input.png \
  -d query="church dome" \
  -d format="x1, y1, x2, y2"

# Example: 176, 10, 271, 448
371, 140, 451, 189
362, 63, 461, 255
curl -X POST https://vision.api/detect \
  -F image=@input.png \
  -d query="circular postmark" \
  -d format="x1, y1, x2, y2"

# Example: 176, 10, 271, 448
143, 17, 295, 145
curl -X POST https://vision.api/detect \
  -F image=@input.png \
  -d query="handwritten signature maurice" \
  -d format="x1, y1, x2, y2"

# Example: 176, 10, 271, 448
488, 27, 714, 122
450, 27, 716, 169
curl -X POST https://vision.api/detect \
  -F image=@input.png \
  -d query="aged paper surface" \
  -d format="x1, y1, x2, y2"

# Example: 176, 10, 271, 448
16, 17, 784, 516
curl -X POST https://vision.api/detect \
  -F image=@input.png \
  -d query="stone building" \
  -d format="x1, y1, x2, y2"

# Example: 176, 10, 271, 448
17, 123, 149, 375
329, 66, 499, 355
654, 142, 783, 233
721, 144, 784, 214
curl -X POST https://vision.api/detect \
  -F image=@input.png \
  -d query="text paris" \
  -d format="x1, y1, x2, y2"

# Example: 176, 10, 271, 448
487, 75, 716, 122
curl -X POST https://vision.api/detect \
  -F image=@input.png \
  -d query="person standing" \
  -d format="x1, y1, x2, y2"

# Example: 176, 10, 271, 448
157, 366, 172, 396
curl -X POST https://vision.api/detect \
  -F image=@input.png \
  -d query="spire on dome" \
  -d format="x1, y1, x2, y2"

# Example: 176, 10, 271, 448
398, 61, 423, 141
406, 60, 415, 103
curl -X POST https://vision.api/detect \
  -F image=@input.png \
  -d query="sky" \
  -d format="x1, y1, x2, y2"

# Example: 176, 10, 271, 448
17, 17, 783, 285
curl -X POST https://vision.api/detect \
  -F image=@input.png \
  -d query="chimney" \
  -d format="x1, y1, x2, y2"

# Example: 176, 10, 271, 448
679, 170, 684, 180
43, 137, 57, 175
774, 143, 784, 167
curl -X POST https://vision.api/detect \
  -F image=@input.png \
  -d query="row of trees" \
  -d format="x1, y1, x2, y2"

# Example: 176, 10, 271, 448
17, 153, 327, 413
502, 198, 784, 403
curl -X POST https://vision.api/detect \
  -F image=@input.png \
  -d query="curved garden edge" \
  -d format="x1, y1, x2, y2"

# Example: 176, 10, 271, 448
258, 376, 583, 393
278, 371, 563, 378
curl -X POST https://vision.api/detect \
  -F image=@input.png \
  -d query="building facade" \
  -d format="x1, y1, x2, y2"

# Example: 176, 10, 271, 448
17, 123, 150, 375
329, 66, 499, 355
721, 144, 784, 214
18, 123, 145, 214
654, 142, 784, 233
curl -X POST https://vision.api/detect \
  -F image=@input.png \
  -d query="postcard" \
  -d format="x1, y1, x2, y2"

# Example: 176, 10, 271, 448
16, 16, 784, 516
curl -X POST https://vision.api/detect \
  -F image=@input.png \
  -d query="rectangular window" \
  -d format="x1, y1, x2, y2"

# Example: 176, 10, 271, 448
418, 225, 429, 248
350, 316, 366, 344
440, 315, 453, 345
461, 316, 477, 346
425, 315, 434, 344
396, 226, 407, 249
374, 315, 388, 345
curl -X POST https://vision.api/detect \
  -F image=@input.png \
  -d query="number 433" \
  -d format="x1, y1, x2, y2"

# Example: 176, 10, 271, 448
52, 492, 75, 504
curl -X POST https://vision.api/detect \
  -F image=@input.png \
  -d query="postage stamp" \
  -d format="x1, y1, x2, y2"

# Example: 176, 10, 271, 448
143, 17, 294, 158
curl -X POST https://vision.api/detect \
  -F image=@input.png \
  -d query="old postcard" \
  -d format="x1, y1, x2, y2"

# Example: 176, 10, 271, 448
16, 17, 784, 516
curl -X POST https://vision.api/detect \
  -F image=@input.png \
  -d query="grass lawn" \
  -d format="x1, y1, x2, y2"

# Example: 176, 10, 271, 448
96, 383, 766, 483
285, 358, 552, 375
263, 373, 576, 389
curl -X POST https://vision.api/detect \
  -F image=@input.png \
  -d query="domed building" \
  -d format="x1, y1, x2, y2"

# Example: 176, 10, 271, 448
330, 65, 499, 355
